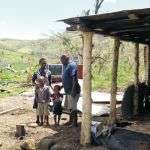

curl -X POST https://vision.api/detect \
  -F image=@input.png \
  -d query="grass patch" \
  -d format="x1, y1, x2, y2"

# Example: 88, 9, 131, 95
92, 61, 135, 91
0, 83, 29, 98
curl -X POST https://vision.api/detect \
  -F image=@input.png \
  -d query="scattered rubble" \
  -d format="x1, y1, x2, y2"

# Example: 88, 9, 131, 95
20, 139, 36, 150
37, 138, 56, 150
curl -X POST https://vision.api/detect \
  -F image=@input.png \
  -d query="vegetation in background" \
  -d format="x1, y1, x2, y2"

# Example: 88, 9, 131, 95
0, 32, 146, 97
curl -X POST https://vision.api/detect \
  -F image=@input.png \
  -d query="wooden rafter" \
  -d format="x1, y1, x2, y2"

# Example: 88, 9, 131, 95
61, 8, 150, 44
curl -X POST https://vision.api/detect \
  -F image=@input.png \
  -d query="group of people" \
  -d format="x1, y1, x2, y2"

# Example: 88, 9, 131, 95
32, 55, 80, 127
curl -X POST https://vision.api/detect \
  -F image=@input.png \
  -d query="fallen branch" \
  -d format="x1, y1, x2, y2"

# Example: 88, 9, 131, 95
0, 107, 20, 115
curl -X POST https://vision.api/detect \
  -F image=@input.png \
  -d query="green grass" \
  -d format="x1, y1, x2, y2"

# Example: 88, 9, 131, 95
92, 61, 136, 91
0, 48, 37, 97
0, 83, 29, 98
0, 36, 146, 97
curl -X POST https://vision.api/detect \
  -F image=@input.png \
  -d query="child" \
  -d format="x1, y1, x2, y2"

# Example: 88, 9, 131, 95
33, 84, 39, 124
51, 85, 63, 126
34, 76, 51, 126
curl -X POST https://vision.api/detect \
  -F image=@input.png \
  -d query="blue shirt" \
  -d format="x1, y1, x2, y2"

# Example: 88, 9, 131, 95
62, 62, 77, 94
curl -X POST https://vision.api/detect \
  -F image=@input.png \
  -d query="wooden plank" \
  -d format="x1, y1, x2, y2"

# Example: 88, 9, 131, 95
109, 37, 120, 124
61, 8, 150, 25
93, 101, 121, 104
111, 26, 150, 35
62, 8, 150, 45
88, 16, 150, 30
147, 45, 150, 85
0, 107, 21, 115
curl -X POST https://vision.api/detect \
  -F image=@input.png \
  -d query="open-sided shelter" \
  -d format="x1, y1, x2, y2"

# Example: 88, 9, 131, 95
60, 8, 150, 145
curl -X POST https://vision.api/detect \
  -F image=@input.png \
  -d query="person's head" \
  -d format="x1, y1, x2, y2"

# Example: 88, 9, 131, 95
35, 76, 45, 87
39, 58, 47, 68
60, 55, 69, 65
53, 85, 61, 94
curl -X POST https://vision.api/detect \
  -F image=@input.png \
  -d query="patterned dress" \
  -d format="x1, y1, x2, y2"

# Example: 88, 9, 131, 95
51, 93, 63, 115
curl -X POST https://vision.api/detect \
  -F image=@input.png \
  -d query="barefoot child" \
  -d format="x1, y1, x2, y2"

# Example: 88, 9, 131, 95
35, 77, 51, 126
33, 84, 39, 123
51, 85, 63, 126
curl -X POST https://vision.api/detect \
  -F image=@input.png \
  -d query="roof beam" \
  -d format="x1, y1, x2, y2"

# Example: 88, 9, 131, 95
111, 27, 150, 35
84, 16, 150, 31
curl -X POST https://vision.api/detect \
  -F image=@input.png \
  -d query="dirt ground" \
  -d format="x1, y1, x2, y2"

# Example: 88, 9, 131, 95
0, 92, 106, 150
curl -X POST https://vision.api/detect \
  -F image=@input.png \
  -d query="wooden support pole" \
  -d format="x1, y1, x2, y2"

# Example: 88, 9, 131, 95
144, 46, 148, 83
147, 44, 150, 86
80, 31, 93, 146
143, 44, 150, 115
133, 43, 139, 116
109, 37, 120, 124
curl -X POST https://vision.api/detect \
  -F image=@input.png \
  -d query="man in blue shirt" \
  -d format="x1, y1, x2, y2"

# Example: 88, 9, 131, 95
60, 55, 80, 127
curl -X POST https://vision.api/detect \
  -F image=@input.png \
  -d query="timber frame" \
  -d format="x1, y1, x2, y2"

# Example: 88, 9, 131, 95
60, 8, 150, 145
61, 8, 150, 44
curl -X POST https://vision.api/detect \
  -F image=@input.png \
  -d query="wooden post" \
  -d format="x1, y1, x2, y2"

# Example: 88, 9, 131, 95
109, 37, 120, 124
144, 44, 150, 114
80, 31, 93, 146
133, 43, 139, 116
144, 46, 148, 83
15, 124, 25, 137
143, 45, 150, 84
147, 44, 150, 86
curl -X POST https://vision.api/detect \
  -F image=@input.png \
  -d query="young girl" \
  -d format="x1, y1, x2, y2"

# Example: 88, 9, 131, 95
51, 85, 63, 126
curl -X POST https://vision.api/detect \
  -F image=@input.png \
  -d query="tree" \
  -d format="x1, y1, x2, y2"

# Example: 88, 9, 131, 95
94, 0, 105, 14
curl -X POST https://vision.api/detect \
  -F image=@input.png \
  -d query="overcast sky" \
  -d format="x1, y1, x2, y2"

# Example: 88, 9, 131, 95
0, 0, 149, 39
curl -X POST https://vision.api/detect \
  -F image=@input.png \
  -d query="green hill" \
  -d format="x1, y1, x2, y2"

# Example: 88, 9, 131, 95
0, 32, 146, 97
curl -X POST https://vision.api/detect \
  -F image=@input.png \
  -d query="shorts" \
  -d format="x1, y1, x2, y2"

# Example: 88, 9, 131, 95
65, 94, 79, 110
36, 102, 49, 116
53, 101, 62, 115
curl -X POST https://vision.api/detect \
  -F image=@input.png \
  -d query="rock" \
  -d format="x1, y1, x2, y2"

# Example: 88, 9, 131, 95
80, 146, 107, 150
20, 139, 36, 150
9, 145, 21, 150
18, 136, 24, 140
11, 112, 15, 115
0, 141, 2, 147
37, 139, 56, 150
28, 123, 38, 128
51, 144, 73, 150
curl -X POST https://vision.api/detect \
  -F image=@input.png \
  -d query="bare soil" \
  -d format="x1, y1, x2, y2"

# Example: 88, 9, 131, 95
0, 92, 106, 150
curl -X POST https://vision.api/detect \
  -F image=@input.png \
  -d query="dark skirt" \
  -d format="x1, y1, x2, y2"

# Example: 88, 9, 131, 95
53, 101, 62, 115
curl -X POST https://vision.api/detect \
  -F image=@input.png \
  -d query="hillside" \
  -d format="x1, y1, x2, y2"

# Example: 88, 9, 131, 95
0, 32, 146, 97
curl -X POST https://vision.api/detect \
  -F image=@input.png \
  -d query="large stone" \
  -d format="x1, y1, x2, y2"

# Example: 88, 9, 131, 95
8, 145, 21, 150
20, 139, 36, 150
0, 141, 2, 147
80, 146, 107, 150
28, 123, 38, 128
51, 144, 73, 150
37, 139, 56, 150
